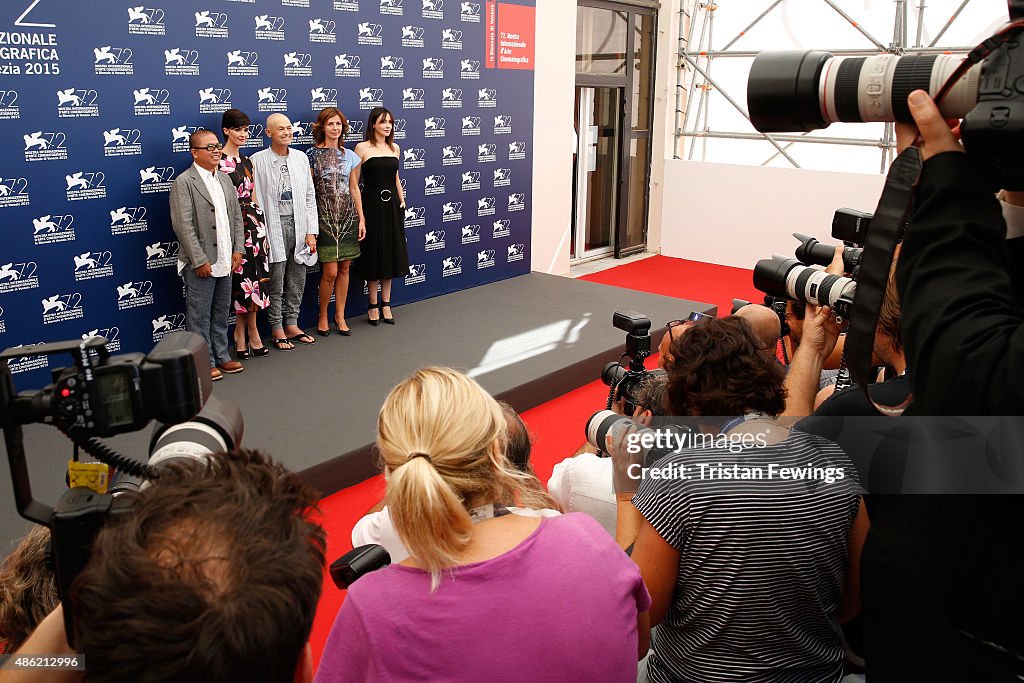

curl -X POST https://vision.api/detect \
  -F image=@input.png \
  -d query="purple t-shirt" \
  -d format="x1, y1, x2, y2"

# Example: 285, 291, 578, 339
315, 513, 651, 683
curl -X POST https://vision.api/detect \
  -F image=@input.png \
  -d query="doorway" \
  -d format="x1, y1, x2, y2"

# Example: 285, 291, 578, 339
572, 1, 656, 263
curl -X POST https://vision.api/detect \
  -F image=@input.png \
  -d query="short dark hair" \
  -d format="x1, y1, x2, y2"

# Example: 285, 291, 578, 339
497, 401, 531, 472
788, 299, 806, 321
877, 259, 903, 354
71, 449, 326, 683
666, 317, 787, 417
188, 128, 217, 148
221, 108, 250, 130
0, 525, 58, 652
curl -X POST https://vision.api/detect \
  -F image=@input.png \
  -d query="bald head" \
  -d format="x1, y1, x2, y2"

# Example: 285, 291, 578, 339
265, 113, 293, 152
733, 305, 781, 354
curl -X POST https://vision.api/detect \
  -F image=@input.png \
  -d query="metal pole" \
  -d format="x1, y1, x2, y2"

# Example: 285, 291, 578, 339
691, 45, 974, 57
915, 0, 927, 48
686, 4, 714, 160
673, 4, 690, 159
720, 0, 785, 52
929, 0, 972, 47
819, 0, 889, 51
702, 3, 715, 161
677, 54, 803, 167
679, 129, 894, 148
681, 2, 710, 160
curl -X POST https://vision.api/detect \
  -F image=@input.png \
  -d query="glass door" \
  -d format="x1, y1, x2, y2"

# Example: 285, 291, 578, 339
573, 86, 623, 260
573, 1, 656, 262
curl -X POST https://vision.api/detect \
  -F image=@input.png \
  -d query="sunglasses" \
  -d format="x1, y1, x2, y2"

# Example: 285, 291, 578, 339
191, 143, 224, 152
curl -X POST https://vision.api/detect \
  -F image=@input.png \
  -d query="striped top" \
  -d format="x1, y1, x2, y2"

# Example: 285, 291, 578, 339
632, 429, 860, 683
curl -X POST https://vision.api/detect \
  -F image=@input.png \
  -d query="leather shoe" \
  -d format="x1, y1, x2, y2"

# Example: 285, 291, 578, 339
211, 367, 223, 381
217, 361, 244, 374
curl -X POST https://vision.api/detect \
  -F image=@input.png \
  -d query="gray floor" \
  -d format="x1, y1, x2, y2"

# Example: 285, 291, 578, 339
1, 272, 714, 549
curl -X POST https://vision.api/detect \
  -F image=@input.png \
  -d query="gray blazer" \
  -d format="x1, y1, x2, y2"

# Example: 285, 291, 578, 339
169, 164, 244, 270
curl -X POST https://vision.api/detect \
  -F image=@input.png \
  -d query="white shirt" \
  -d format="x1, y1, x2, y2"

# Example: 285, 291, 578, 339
351, 505, 562, 563
547, 453, 618, 537
193, 163, 232, 277
1001, 198, 1024, 239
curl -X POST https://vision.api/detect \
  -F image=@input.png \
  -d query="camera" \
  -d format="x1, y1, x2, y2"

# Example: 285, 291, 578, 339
600, 310, 672, 417
4, 333, 210, 438
746, 5, 1024, 190
793, 233, 862, 272
1, 331, 242, 644
754, 255, 857, 320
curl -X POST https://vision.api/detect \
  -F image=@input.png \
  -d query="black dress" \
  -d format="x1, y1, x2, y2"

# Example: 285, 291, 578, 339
354, 156, 409, 280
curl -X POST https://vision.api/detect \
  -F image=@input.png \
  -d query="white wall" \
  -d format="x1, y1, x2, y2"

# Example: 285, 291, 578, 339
529, 0, 575, 276
660, 160, 886, 269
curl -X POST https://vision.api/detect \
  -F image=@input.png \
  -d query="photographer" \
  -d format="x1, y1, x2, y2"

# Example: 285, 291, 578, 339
895, 90, 1024, 413
549, 372, 669, 541
608, 317, 867, 682
1, 449, 326, 683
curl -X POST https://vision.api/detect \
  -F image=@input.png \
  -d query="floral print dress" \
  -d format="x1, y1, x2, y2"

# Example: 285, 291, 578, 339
219, 154, 271, 312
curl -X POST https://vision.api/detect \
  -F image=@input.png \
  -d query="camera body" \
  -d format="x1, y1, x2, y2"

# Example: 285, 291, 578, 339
4, 333, 210, 437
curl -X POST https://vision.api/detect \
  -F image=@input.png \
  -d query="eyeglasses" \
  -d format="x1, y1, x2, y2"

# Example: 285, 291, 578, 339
191, 143, 224, 152
666, 311, 713, 330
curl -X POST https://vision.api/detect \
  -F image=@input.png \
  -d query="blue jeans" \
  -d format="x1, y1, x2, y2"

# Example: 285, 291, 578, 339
267, 214, 307, 330
183, 267, 232, 367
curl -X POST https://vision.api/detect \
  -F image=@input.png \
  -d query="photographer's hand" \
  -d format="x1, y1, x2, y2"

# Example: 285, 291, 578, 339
782, 305, 841, 417
895, 90, 964, 160
605, 419, 645, 495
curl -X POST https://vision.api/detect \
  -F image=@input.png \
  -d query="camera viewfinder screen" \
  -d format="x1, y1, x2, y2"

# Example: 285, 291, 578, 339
95, 371, 134, 427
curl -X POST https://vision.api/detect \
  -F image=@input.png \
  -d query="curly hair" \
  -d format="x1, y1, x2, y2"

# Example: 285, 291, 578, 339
665, 317, 787, 417
0, 525, 59, 653
71, 449, 326, 683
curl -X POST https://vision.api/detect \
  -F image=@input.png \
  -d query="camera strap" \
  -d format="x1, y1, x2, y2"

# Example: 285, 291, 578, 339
845, 147, 921, 416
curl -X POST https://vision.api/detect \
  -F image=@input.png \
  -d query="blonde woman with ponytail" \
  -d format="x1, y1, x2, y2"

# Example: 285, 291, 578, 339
316, 368, 651, 683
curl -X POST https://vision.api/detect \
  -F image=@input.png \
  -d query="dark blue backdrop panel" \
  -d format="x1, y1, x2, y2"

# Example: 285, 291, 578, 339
0, 0, 534, 388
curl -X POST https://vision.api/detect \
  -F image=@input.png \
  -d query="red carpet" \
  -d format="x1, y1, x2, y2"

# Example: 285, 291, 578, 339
308, 255, 751, 662
579, 254, 761, 318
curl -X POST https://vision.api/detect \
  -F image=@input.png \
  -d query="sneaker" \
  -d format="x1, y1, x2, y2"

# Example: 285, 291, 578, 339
211, 367, 223, 381
217, 360, 244, 374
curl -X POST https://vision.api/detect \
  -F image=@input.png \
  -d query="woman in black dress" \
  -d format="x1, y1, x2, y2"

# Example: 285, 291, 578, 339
351, 107, 409, 325
220, 108, 271, 357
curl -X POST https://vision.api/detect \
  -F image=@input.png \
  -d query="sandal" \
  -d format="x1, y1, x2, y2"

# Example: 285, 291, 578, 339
236, 345, 251, 360
288, 333, 317, 345
367, 301, 380, 326
250, 340, 270, 357
272, 337, 295, 351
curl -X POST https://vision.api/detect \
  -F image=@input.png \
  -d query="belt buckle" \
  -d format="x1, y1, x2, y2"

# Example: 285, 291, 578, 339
380, 189, 392, 202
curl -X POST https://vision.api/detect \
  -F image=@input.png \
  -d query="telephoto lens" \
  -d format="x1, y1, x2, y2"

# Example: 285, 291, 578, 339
793, 233, 862, 272
747, 50, 981, 132
754, 255, 857, 319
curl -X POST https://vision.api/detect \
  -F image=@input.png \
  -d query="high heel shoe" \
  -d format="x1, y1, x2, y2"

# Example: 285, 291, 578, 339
335, 318, 352, 336
249, 338, 269, 357
235, 334, 250, 360
381, 301, 395, 325
367, 301, 380, 326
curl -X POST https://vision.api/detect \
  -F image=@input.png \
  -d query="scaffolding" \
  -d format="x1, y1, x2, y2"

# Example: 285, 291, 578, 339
674, 0, 982, 172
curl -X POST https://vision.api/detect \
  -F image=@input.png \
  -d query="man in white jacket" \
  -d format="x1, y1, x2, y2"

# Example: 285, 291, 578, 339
251, 113, 319, 350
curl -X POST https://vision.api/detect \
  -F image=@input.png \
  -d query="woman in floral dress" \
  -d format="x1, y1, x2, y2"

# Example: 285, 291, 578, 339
220, 109, 271, 357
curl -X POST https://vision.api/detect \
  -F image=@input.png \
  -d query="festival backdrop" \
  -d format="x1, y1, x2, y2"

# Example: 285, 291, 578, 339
0, 0, 535, 387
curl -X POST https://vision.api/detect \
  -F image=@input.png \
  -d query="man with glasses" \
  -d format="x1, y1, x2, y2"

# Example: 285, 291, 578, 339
658, 312, 711, 368
170, 129, 244, 381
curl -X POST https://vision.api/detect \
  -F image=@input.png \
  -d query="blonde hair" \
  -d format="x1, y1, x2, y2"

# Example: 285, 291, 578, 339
379, 367, 555, 590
